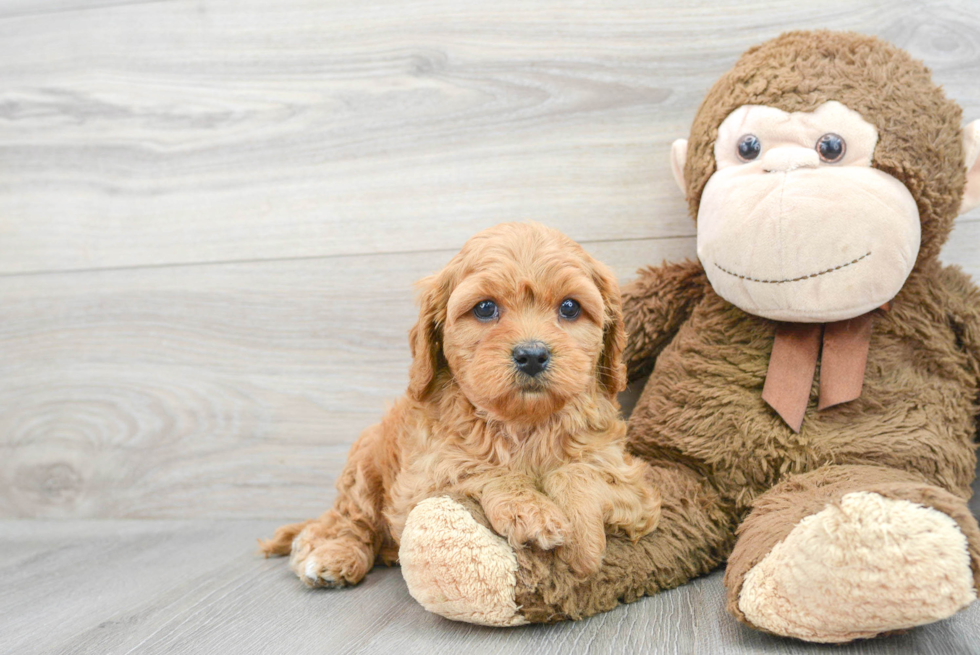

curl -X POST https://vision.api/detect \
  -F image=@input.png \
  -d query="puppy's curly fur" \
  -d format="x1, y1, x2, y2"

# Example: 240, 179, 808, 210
260, 223, 661, 586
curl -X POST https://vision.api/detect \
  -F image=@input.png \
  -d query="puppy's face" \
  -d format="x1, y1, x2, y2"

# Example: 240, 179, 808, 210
408, 224, 625, 425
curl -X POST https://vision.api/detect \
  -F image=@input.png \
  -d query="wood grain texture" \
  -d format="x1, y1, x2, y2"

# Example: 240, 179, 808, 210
0, 0, 977, 274
1, 508, 979, 654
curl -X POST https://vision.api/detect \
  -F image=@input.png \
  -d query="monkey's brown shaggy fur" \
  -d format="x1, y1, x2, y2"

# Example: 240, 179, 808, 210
259, 223, 660, 586
417, 31, 980, 638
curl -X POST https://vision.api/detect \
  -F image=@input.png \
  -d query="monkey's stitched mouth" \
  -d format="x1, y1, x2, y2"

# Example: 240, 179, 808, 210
714, 251, 871, 285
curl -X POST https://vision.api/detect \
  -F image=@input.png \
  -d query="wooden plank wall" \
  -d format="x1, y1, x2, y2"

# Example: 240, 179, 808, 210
1, 0, 978, 519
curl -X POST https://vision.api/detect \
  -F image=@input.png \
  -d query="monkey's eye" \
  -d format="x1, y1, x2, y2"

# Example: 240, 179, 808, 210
558, 298, 581, 320
472, 300, 498, 321
737, 134, 761, 161
816, 133, 846, 163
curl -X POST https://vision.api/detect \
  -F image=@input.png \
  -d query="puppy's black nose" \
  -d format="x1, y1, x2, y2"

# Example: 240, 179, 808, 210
512, 342, 550, 377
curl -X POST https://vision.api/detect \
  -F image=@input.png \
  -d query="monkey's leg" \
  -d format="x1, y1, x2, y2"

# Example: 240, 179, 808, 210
399, 462, 735, 625
726, 464, 980, 643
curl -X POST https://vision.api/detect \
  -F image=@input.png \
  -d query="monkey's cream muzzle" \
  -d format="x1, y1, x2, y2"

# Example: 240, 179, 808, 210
694, 102, 921, 323
698, 164, 920, 322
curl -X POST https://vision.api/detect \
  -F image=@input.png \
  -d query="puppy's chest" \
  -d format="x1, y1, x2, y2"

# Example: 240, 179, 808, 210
404, 424, 577, 487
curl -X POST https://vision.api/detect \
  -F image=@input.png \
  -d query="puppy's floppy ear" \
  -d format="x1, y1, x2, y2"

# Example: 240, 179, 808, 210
590, 258, 628, 397
407, 264, 457, 402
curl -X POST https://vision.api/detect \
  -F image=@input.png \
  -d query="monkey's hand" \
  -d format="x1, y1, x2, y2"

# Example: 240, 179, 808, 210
622, 259, 708, 381
939, 264, 980, 408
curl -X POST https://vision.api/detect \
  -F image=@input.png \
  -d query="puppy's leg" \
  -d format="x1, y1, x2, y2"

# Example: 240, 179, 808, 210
542, 467, 605, 577
264, 424, 391, 588
598, 457, 663, 540
470, 474, 570, 551
544, 458, 661, 577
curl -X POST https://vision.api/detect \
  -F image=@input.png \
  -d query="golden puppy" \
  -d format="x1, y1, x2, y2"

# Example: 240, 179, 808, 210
260, 222, 660, 585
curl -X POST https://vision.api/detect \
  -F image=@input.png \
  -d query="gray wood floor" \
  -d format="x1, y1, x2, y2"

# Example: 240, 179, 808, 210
2, 472, 979, 655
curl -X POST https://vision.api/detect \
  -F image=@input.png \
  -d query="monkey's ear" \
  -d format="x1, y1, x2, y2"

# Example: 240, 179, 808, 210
670, 139, 688, 196
961, 120, 980, 215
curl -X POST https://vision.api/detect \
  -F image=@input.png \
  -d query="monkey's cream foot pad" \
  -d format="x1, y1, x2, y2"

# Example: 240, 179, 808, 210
738, 492, 978, 643
399, 496, 528, 626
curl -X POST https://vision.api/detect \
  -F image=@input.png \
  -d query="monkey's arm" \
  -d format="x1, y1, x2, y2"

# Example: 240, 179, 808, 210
622, 259, 708, 381
938, 264, 980, 427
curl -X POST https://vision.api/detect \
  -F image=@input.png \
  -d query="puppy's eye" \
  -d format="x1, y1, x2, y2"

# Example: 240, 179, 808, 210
737, 134, 761, 161
816, 133, 846, 163
558, 298, 581, 320
472, 300, 498, 321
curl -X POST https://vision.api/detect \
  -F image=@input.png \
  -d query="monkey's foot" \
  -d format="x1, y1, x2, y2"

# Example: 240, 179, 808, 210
738, 491, 977, 643
399, 496, 527, 626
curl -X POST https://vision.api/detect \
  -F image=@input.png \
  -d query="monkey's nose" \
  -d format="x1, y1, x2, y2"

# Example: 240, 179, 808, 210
512, 342, 550, 377
762, 147, 820, 173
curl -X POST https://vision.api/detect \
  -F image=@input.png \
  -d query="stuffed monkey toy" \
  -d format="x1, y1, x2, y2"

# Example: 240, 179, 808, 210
397, 31, 980, 643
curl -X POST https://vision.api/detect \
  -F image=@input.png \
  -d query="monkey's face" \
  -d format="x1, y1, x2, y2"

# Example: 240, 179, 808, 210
693, 101, 921, 322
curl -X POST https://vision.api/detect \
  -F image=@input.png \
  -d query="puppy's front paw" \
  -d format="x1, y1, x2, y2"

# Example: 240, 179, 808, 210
289, 528, 371, 588
557, 525, 606, 577
608, 481, 662, 541
488, 498, 569, 550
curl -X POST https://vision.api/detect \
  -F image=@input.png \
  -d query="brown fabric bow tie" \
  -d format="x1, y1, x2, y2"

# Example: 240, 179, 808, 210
761, 306, 888, 432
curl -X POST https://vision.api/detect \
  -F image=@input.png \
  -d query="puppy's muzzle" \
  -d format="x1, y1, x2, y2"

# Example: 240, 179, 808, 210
512, 341, 550, 378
